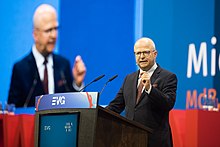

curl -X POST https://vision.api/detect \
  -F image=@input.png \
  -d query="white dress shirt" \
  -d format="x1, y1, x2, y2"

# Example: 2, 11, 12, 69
32, 45, 54, 94
32, 45, 83, 93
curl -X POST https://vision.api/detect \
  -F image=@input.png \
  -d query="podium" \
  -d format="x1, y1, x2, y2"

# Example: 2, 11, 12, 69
34, 92, 152, 147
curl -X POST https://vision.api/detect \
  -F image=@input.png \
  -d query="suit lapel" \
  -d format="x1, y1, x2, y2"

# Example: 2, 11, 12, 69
131, 71, 139, 106
27, 52, 44, 93
134, 70, 144, 106
151, 65, 162, 84
28, 52, 40, 81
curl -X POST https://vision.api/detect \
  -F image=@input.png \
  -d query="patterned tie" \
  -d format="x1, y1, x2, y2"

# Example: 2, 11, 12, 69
136, 81, 144, 104
43, 58, 48, 94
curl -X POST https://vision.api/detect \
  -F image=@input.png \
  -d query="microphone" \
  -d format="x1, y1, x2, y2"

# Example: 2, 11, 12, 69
60, 70, 70, 92
99, 74, 118, 96
24, 73, 38, 107
79, 74, 105, 92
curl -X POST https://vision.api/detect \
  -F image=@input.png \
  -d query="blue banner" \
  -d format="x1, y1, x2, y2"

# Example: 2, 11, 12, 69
35, 92, 99, 111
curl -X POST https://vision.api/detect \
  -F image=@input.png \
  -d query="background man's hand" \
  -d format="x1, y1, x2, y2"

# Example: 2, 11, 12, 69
72, 55, 86, 86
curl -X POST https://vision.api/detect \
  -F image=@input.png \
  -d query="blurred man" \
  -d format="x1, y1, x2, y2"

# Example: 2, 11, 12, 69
8, 4, 86, 107
106, 37, 177, 147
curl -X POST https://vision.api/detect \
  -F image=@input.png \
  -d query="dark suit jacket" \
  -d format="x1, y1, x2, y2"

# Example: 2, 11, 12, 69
107, 65, 177, 147
8, 52, 77, 107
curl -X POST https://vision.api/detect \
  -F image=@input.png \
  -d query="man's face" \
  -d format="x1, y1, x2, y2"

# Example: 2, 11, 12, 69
33, 12, 58, 56
134, 40, 157, 71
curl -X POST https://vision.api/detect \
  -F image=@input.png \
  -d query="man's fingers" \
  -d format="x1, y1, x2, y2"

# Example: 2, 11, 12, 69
73, 55, 86, 75
75, 55, 82, 62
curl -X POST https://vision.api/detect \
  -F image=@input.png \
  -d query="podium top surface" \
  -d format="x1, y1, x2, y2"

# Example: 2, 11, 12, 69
35, 92, 99, 111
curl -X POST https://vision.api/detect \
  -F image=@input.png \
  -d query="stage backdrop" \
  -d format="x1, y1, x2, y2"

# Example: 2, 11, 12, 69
58, 0, 136, 106
142, 0, 218, 109
0, 0, 59, 108
0, 0, 219, 110
59, 0, 219, 109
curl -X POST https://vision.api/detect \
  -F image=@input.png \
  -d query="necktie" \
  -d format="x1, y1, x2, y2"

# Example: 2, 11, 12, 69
136, 81, 144, 103
43, 58, 48, 94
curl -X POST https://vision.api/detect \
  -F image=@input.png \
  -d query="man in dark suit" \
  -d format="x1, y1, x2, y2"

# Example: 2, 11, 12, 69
106, 37, 177, 147
8, 4, 86, 107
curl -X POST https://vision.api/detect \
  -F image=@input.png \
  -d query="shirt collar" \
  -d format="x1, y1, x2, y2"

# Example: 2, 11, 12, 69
32, 44, 53, 68
139, 63, 158, 77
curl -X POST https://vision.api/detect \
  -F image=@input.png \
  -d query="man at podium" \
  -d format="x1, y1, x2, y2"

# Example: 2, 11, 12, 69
106, 37, 177, 147
8, 4, 86, 108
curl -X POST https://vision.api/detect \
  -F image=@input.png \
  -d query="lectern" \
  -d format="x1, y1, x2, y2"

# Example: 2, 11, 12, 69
34, 92, 152, 147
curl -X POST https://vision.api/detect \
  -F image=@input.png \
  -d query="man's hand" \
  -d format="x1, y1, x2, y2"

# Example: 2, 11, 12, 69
140, 72, 151, 90
72, 55, 86, 87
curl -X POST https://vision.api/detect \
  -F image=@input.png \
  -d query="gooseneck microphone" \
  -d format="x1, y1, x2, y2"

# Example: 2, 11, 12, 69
24, 74, 38, 107
79, 74, 105, 92
99, 74, 118, 96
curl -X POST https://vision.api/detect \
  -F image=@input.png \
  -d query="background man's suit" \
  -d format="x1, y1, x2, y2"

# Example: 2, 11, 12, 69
8, 52, 76, 107
107, 65, 177, 147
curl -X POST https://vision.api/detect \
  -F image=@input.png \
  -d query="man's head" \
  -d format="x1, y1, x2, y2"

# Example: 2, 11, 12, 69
134, 37, 157, 71
33, 4, 58, 57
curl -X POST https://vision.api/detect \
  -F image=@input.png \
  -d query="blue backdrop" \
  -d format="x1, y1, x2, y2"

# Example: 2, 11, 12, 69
59, 0, 136, 105
142, 0, 216, 109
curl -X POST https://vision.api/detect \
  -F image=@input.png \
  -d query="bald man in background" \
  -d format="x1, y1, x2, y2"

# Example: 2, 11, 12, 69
8, 4, 86, 107
106, 37, 177, 147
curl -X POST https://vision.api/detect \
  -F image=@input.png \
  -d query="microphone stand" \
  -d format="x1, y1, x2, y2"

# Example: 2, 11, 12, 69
99, 75, 118, 96
24, 79, 37, 107
79, 74, 105, 92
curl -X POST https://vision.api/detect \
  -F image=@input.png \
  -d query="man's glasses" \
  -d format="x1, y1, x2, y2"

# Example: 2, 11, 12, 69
134, 50, 155, 57
36, 26, 59, 34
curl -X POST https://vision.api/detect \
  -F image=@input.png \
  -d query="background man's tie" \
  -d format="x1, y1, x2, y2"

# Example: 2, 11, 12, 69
43, 58, 48, 94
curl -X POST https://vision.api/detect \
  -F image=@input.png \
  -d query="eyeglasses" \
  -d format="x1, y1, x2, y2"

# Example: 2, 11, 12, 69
134, 50, 155, 57
36, 26, 59, 34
